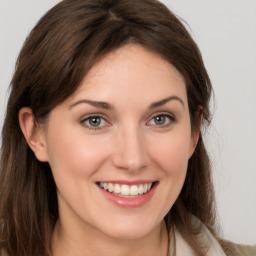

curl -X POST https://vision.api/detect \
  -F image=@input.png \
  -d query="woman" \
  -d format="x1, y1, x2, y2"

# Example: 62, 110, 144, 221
0, 0, 255, 255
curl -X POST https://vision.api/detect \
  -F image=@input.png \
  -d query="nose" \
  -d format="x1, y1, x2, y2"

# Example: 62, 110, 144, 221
111, 126, 150, 173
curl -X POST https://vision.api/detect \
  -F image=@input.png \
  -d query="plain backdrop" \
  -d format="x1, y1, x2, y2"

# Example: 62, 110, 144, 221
0, 0, 255, 245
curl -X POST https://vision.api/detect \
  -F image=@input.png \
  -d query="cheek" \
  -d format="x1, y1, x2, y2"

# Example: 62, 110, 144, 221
147, 132, 191, 219
45, 125, 111, 180
151, 131, 192, 173
45, 128, 112, 208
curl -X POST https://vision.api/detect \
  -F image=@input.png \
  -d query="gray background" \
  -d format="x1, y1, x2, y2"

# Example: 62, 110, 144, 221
0, 0, 255, 245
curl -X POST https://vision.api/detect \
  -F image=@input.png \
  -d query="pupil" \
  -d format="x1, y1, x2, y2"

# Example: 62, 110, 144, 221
154, 115, 165, 125
89, 117, 101, 127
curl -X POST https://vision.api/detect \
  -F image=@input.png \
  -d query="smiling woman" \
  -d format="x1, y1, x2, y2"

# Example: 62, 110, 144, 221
21, 45, 195, 244
0, 1, 255, 256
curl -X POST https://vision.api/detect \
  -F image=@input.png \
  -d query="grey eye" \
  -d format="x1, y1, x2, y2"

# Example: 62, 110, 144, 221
153, 115, 166, 125
148, 114, 174, 127
83, 116, 107, 128
89, 117, 102, 127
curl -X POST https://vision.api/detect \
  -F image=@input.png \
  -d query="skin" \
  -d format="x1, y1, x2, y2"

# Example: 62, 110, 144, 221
19, 44, 200, 256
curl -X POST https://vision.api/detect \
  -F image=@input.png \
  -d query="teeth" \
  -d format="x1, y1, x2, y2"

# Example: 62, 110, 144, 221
130, 185, 138, 196
99, 182, 153, 196
121, 185, 130, 195
108, 183, 114, 192
103, 183, 108, 190
114, 184, 121, 194
138, 184, 144, 195
143, 184, 148, 193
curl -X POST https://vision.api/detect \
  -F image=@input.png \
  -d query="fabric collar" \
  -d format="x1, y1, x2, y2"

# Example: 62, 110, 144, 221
168, 222, 226, 256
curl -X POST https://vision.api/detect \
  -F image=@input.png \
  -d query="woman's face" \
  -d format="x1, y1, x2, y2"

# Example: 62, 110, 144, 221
40, 44, 199, 240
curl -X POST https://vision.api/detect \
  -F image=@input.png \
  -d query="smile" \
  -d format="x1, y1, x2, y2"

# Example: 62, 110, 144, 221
98, 182, 153, 197
96, 181, 158, 208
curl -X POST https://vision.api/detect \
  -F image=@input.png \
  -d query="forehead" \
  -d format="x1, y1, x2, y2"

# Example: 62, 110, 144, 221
67, 44, 187, 105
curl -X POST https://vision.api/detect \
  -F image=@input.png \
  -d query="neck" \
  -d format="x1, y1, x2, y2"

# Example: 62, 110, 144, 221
51, 220, 169, 256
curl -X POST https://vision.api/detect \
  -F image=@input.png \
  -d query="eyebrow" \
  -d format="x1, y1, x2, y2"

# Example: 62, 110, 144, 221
149, 96, 184, 109
69, 99, 114, 110
69, 95, 184, 110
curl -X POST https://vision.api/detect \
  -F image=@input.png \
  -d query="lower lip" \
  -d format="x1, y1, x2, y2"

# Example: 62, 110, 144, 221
98, 183, 158, 208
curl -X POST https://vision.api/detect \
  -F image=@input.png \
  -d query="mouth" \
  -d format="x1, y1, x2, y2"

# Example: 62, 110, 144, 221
96, 181, 157, 198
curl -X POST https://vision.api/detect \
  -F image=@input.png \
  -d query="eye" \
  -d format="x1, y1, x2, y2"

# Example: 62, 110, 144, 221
81, 115, 108, 129
147, 114, 175, 127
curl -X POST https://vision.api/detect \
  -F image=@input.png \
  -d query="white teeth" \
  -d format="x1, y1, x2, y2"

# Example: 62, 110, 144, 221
108, 183, 114, 192
121, 185, 130, 195
103, 183, 108, 190
130, 185, 139, 196
114, 184, 121, 194
99, 182, 153, 196
143, 184, 148, 193
138, 184, 144, 195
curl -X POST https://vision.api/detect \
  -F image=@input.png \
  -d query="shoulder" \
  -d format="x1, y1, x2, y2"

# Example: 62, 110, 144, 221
237, 244, 256, 256
219, 239, 256, 256
231, 243, 256, 256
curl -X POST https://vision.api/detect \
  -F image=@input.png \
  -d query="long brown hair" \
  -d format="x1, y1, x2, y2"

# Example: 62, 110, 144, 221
0, 0, 232, 255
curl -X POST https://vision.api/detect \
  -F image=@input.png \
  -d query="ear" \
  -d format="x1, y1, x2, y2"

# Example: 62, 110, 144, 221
189, 110, 203, 158
19, 107, 49, 162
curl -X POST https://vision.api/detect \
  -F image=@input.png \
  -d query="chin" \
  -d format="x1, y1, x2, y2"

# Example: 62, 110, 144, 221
105, 229, 150, 240
98, 218, 161, 240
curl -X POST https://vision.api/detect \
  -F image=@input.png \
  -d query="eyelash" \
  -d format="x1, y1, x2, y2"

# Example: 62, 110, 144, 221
80, 113, 176, 130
